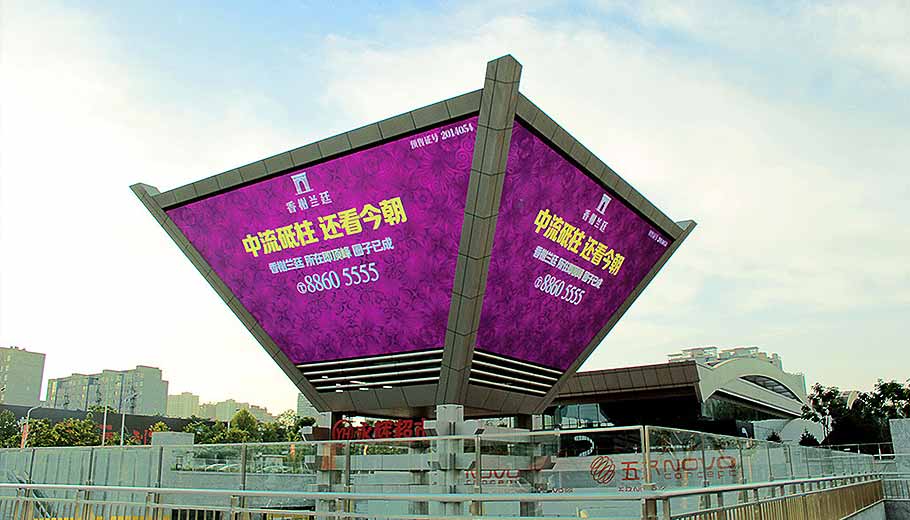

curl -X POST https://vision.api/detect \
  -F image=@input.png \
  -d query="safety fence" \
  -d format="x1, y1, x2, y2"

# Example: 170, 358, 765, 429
0, 425, 882, 519
0, 475, 885, 520
647, 476, 882, 520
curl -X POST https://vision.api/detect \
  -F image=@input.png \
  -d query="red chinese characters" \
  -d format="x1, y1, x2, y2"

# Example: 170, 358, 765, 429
332, 418, 426, 440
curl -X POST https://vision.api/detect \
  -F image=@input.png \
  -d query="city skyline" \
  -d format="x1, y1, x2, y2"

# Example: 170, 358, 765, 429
2, 1, 908, 414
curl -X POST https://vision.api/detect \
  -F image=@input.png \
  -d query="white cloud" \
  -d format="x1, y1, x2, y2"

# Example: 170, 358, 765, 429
318, 6, 910, 387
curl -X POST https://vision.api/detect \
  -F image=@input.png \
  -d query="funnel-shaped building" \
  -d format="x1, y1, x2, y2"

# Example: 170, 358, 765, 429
133, 55, 695, 420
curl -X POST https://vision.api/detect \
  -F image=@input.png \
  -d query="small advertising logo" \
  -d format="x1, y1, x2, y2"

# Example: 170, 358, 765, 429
590, 455, 616, 485
596, 194, 611, 215
291, 172, 313, 195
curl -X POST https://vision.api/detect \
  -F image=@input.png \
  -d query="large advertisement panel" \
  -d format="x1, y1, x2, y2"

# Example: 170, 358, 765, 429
167, 118, 478, 364
476, 120, 672, 370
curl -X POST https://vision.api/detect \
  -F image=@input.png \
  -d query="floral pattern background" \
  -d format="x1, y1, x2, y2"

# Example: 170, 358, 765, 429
476, 121, 672, 370
167, 118, 476, 364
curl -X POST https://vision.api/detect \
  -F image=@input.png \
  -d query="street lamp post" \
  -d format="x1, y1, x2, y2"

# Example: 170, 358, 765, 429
120, 390, 140, 446
21, 405, 39, 448
101, 402, 108, 446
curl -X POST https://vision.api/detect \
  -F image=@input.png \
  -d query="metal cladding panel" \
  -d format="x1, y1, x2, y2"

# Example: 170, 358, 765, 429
475, 119, 676, 371
164, 117, 478, 366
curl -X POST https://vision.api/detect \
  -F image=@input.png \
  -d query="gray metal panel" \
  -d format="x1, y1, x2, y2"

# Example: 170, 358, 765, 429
578, 375, 596, 393
264, 152, 293, 174
532, 220, 697, 414
655, 365, 674, 386
641, 368, 659, 388
437, 55, 523, 409
129, 183, 329, 411
401, 384, 439, 409
616, 371, 634, 390
374, 386, 408, 411
316, 133, 352, 157
348, 124, 383, 149
604, 372, 621, 391
446, 90, 482, 118
412, 100, 451, 128
289, 143, 322, 167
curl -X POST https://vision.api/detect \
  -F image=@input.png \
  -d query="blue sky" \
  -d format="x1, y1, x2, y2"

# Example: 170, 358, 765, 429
1, 1, 907, 414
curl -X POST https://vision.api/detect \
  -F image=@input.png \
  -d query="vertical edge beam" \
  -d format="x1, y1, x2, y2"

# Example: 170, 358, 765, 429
437, 55, 522, 406
532, 220, 698, 413
129, 183, 330, 411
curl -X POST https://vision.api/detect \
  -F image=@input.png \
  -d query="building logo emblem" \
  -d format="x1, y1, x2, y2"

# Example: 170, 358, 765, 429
596, 194, 611, 215
291, 172, 313, 195
590, 455, 616, 485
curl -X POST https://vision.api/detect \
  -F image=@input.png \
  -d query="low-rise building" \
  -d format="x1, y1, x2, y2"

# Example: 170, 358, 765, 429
546, 351, 809, 437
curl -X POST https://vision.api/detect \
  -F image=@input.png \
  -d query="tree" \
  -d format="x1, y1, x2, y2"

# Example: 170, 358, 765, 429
801, 383, 847, 440
184, 419, 224, 444
802, 379, 910, 445
799, 431, 820, 446
149, 422, 170, 433
859, 379, 910, 423
0, 410, 20, 447
276, 410, 298, 429
766, 431, 782, 443
21, 419, 53, 447
230, 409, 259, 434
48, 417, 101, 446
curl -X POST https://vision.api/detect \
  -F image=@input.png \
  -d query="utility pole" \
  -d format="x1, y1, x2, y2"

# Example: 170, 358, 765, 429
120, 390, 140, 446
21, 405, 39, 448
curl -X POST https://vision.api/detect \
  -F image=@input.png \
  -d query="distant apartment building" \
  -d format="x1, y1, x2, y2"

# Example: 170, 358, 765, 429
197, 399, 275, 422
0, 346, 46, 406
46, 366, 168, 415
669, 346, 784, 370
247, 405, 274, 423
297, 393, 318, 418
166, 392, 201, 418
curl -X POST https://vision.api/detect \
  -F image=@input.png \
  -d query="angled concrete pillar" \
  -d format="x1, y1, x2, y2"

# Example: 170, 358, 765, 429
437, 55, 522, 406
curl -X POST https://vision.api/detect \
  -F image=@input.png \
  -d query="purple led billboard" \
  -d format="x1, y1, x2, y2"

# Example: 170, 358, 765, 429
167, 118, 478, 365
476, 121, 672, 370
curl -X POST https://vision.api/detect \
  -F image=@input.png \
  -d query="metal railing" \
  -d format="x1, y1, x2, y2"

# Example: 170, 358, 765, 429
823, 441, 894, 454
0, 475, 886, 520
0, 425, 883, 519
884, 476, 910, 500
643, 475, 883, 520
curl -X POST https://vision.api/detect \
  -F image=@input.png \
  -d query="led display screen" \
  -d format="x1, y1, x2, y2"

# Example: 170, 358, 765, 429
167, 117, 478, 364
476, 120, 672, 370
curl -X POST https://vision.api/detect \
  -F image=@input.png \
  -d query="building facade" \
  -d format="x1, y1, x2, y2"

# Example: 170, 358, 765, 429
46, 366, 168, 415
545, 353, 809, 437
297, 394, 318, 419
669, 346, 784, 371
0, 346, 45, 406
166, 392, 201, 418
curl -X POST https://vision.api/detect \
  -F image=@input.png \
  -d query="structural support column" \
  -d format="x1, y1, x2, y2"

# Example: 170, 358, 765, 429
430, 405, 468, 518
437, 55, 522, 406
315, 412, 344, 515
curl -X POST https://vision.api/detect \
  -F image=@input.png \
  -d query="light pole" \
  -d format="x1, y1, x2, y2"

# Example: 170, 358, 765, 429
120, 390, 140, 446
21, 405, 39, 448
101, 402, 108, 446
